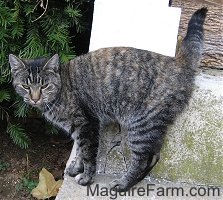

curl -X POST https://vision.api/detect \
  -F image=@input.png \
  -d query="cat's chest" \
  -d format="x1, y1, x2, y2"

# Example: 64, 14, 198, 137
44, 111, 72, 133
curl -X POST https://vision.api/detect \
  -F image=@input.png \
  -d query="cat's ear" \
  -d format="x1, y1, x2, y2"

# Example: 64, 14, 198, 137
43, 54, 59, 72
9, 54, 26, 74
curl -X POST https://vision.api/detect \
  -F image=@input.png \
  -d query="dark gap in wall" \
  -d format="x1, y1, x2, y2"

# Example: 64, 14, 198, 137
71, 0, 95, 56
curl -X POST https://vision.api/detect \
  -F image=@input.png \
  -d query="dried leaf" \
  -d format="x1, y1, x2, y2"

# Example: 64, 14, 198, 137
31, 168, 63, 199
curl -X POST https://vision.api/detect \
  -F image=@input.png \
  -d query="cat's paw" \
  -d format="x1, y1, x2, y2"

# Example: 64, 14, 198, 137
65, 159, 84, 177
75, 173, 94, 186
109, 178, 130, 192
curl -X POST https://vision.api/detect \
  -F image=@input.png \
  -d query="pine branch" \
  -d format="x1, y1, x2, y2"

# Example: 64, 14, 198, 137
0, 3, 14, 28
14, 99, 30, 118
7, 123, 30, 149
65, 5, 85, 33
12, 19, 24, 39
0, 106, 9, 120
0, 90, 11, 102
0, 0, 87, 148
21, 24, 45, 58
0, 60, 12, 84
45, 122, 59, 135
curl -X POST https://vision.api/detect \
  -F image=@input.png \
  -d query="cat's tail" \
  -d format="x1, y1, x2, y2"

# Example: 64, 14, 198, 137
177, 7, 208, 68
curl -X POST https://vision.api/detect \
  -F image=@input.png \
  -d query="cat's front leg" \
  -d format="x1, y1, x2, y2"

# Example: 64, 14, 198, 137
68, 120, 100, 186
66, 139, 84, 177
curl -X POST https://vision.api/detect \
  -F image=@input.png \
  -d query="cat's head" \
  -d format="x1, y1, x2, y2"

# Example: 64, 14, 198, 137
9, 54, 61, 109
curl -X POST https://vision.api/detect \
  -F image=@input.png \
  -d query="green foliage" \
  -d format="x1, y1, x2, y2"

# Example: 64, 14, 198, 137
0, 160, 10, 172
16, 177, 38, 192
7, 123, 31, 149
0, 0, 87, 148
45, 122, 59, 135
14, 98, 30, 118
0, 90, 11, 102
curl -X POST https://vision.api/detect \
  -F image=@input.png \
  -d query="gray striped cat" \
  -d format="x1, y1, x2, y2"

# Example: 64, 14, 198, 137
9, 8, 207, 191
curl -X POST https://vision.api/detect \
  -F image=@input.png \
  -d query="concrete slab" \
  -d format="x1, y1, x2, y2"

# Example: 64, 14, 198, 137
56, 174, 222, 200
152, 72, 223, 185
56, 72, 223, 199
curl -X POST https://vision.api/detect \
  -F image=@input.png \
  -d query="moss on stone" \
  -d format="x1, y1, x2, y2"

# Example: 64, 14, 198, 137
152, 85, 223, 186
97, 74, 223, 186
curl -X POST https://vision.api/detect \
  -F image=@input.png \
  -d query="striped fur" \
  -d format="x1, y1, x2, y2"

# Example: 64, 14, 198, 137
9, 8, 207, 191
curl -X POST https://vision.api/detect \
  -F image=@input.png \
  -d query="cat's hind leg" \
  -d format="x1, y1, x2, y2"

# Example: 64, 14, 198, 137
110, 118, 166, 191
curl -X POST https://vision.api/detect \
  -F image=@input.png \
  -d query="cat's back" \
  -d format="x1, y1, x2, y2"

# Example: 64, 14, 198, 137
78, 47, 172, 70
72, 47, 177, 82
70, 47, 185, 92
68, 47, 192, 121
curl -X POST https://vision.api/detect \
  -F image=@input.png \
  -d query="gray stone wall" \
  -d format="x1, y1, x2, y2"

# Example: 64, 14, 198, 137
94, 72, 223, 186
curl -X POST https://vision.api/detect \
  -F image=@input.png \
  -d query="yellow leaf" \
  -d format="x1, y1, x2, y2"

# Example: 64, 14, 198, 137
31, 168, 63, 200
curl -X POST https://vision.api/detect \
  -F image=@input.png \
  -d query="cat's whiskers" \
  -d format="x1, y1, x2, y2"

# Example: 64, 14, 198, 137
24, 97, 30, 103
44, 103, 55, 118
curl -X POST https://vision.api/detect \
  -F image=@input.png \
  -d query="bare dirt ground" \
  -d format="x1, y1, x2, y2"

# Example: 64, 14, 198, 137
0, 118, 72, 200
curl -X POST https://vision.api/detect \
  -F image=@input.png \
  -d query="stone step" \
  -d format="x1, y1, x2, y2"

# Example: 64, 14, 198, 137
56, 72, 223, 199
56, 174, 222, 200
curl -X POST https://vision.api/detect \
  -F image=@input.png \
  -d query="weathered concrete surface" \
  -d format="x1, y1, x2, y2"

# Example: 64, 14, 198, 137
56, 174, 222, 200
97, 72, 223, 186
152, 73, 223, 185
56, 72, 223, 199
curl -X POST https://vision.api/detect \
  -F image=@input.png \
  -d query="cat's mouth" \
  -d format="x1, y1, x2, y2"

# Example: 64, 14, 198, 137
24, 97, 43, 108
30, 102, 42, 108
31, 101, 42, 107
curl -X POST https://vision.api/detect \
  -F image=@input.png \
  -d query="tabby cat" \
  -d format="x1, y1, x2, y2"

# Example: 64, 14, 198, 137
9, 8, 207, 191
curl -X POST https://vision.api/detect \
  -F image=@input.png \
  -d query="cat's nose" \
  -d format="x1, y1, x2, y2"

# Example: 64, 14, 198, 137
32, 98, 40, 103
30, 90, 41, 103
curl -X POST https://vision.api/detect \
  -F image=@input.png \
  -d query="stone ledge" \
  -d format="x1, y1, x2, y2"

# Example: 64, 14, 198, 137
56, 174, 223, 200
56, 72, 223, 199
152, 73, 223, 185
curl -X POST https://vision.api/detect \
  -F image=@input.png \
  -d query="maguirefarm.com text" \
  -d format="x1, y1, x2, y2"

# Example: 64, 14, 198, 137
87, 184, 221, 199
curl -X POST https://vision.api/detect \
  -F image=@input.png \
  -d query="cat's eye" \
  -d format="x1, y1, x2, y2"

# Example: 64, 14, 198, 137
41, 84, 49, 89
22, 85, 30, 90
